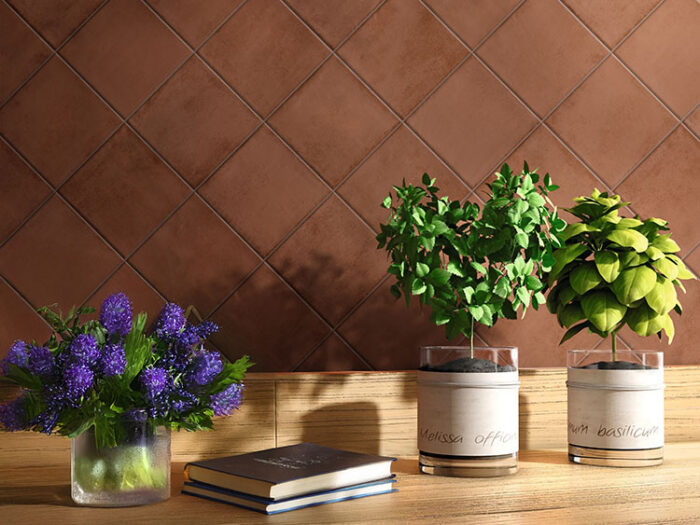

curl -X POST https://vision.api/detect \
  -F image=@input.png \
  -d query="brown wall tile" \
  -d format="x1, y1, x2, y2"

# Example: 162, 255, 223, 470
0, 0, 698, 368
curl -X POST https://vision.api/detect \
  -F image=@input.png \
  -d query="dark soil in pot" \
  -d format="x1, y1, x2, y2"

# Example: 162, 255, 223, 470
579, 361, 654, 370
421, 357, 516, 373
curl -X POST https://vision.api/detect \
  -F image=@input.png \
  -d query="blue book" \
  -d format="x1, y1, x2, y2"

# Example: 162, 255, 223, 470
182, 477, 397, 514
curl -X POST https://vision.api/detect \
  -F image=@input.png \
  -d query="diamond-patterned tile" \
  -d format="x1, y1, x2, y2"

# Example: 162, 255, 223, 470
479, 0, 607, 117
210, 265, 329, 371
0, 280, 52, 356
339, 0, 467, 116
0, 57, 119, 185
500, 125, 603, 219
617, 0, 700, 116
131, 57, 258, 187
339, 126, 468, 229
685, 247, 700, 278
547, 58, 675, 187
61, 126, 190, 256
425, 0, 520, 47
8, 0, 102, 47
686, 107, 700, 137
0, 140, 51, 243
270, 57, 397, 186
477, 305, 602, 368
61, 0, 190, 116
83, 264, 165, 328
286, 0, 381, 47
338, 279, 455, 370
562, 0, 658, 48
409, 57, 537, 187
270, 196, 387, 325
200, 0, 328, 116
296, 334, 370, 372
0, 196, 120, 308
130, 196, 259, 315
617, 127, 700, 252
147, 0, 242, 47
0, 2, 51, 102
200, 127, 328, 256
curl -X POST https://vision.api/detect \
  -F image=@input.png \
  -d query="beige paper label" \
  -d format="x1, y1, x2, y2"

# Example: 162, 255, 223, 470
567, 368, 664, 450
417, 371, 519, 457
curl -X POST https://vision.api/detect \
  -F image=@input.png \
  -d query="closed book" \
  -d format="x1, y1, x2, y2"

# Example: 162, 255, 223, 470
182, 477, 397, 514
184, 442, 396, 500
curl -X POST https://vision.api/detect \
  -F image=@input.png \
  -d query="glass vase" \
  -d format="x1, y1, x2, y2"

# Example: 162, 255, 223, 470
417, 346, 519, 477
71, 419, 171, 506
567, 349, 664, 467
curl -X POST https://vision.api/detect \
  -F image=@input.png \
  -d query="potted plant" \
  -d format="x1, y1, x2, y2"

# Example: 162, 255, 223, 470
377, 163, 565, 476
0, 293, 251, 506
546, 189, 696, 466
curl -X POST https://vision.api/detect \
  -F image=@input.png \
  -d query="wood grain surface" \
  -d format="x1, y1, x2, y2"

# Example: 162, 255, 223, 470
1, 443, 699, 524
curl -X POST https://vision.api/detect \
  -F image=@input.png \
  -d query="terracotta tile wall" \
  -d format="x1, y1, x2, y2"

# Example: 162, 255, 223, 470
1, 0, 698, 371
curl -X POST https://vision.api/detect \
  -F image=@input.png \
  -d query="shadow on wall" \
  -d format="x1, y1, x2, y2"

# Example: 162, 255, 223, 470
300, 402, 381, 456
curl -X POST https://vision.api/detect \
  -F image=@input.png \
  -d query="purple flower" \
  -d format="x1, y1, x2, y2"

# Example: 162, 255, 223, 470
27, 345, 54, 376
69, 334, 100, 367
187, 351, 222, 386
141, 367, 170, 399
171, 388, 198, 413
210, 383, 243, 416
33, 409, 60, 435
175, 324, 199, 348
155, 303, 186, 338
99, 292, 132, 336
100, 343, 126, 376
196, 321, 218, 340
0, 396, 27, 431
64, 363, 94, 399
2, 340, 29, 373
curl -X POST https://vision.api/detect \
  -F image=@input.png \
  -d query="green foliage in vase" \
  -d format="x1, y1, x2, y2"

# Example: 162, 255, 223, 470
376, 163, 565, 356
546, 189, 697, 359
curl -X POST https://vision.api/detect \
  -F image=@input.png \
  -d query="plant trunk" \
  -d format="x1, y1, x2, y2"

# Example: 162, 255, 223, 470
611, 332, 617, 362
470, 316, 474, 359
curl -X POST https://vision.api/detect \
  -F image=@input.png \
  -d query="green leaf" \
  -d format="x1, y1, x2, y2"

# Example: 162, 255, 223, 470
617, 218, 644, 228
382, 196, 392, 209
606, 229, 649, 253
428, 268, 451, 285
422, 173, 431, 185
651, 257, 679, 281
580, 290, 627, 333
468, 305, 484, 322
645, 276, 677, 315
645, 246, 664, 261
462, 286, 475, 303
594, 250, 621, 283
652, 234, 680, 253
570, 262, 602, 295
412, 278, 427, 295
527, 192, 545, 208
548, 243, 587, 284
611, 266, 658, 305
471, 261, 488, 275
560, 223, 598, 241
437, 200, 448, 215
515, 232, 529, 248
432, 310, 451, 326
494, 278, 510, 298
627, 304, 666, 338
560, 322, 589, 344
661, 314, 675, 344
122, 312, 151, 385
619, 251, 649, 268
513, 255, 526, 276
447, 260, 465, 277
421, 236, 435, 251
558, 303, 585, 328
524, 275, 543, 291
416, 262, 430, 278
666, 254, 696, 280
516, 286, 530, 307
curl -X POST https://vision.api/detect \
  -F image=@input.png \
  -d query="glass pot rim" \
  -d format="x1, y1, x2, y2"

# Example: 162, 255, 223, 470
420, 346, 518, 371
567, 349, 663, 369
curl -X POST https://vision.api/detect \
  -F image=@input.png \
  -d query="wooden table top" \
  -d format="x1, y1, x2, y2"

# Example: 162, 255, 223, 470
2, 442, 700, 524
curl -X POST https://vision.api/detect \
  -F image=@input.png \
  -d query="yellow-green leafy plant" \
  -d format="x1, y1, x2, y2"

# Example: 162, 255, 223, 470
546, 189, 696, 359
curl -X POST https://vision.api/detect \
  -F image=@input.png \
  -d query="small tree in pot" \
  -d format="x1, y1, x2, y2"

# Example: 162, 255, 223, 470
377, 163, 564, 476
546, 189, 696, 466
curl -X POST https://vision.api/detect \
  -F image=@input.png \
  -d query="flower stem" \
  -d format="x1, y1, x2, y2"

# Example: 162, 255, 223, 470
470, 316, 474, 360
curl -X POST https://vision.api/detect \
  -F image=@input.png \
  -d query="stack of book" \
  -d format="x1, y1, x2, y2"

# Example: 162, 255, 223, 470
183, 442, 397, 514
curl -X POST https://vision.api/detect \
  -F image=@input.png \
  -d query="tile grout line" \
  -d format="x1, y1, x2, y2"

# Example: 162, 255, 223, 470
0, 274, 54, 333
0, 0, 110, 110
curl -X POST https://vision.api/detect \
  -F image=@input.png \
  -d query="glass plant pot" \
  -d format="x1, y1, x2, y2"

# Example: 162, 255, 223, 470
71, 419, 171, 506
417, 346, 519, 477
567, 349, 664, 467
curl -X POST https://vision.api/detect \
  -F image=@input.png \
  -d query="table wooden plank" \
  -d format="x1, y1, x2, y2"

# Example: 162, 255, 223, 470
2, 443, 699, 524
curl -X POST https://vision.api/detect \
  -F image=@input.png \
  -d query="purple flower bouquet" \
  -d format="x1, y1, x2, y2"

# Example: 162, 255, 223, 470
0, 293, 251, 506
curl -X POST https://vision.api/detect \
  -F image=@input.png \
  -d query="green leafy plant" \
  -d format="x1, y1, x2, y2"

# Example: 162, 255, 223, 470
376, 163, 565, 357
546, 189, 697, 360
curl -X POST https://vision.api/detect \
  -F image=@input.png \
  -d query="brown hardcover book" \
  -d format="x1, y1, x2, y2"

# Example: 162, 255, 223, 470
184, 443, 396, 500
